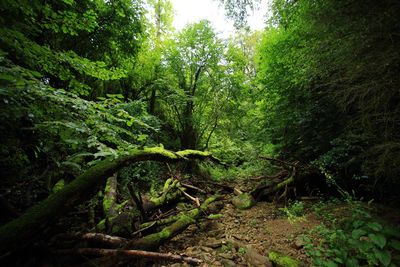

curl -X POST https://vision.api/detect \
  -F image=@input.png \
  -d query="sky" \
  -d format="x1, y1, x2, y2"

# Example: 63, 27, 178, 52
170, 0, 270, 38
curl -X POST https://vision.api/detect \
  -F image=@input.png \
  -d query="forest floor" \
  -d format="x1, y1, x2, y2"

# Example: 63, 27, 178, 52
157, 195, 321, 267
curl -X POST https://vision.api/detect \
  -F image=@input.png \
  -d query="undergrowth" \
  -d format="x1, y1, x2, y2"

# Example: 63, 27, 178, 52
302, 199, 400, 267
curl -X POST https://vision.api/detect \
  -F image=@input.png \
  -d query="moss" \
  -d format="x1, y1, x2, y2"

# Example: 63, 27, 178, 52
0, 147, 214, 254
51, 179, 65, 193
207, 213, 223, 219
268, 250, 300, 267
232, 193, 256, 210
177, 149, 211, 158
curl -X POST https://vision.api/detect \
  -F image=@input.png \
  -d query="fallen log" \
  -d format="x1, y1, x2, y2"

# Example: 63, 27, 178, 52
55, 248, 202, 265
0, 147, 218, 254
126, 195, 221, 250
80, 233, 127, 248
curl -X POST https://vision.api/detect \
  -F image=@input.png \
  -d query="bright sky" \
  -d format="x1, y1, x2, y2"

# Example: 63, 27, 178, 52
171, 0, 270, 38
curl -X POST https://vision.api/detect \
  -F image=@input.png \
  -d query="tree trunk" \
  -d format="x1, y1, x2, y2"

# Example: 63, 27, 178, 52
126, 195, 221, 250
0, 147, 216, 254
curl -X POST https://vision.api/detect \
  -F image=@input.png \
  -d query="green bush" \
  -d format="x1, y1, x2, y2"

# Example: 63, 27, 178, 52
303, 200, 400, 266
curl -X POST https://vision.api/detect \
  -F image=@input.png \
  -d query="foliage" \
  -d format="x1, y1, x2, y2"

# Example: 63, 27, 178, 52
216, 0, 261, 29
0, 57, 159, 199
256, 0, 400, 196
279, 200, 305, 224
0, 0, 144, 96
303, 200, 400, 266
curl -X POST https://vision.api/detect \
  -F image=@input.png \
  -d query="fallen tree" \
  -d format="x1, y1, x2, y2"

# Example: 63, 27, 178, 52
0, 147, 219, 254
126, 195, 221, 250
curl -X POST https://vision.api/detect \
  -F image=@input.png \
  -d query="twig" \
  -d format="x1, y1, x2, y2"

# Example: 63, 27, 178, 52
131, 221, 157, 236
55, 248, 203, 265
181, 183, 207, 194
178, 187, 200, 206
128, 183, 147, 221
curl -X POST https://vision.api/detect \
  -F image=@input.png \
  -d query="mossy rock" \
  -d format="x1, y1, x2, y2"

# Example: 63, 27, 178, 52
268, 250, 300, 267
232, 193, 256, 210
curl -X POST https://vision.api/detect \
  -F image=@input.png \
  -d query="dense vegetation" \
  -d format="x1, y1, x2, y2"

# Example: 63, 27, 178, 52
0, 0, 399, 266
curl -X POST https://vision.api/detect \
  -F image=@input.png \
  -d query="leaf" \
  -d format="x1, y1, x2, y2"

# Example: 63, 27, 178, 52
369, 233, 387, 249
345, 258, 359, 267
367, 222, 383, 232
352, 220, 364, 228
352, 229, 367, 239
375, 250, 391, 266
389, 240, 400, 251
325, 260, 338, 267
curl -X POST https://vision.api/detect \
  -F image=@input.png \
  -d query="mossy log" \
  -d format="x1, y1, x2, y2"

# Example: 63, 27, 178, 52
0, 147, 216, 254
126, 195, 221, 251
141, 178, 183, 211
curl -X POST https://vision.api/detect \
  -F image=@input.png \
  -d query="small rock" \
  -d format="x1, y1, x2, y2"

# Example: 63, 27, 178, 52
212, 261, 223, 266
204, 238, 223, 248
293, 237, 304, 249
231, 193, 256, 210
201, 246, 214, 253
221, 259, 236, 267
219, 253, 235, 260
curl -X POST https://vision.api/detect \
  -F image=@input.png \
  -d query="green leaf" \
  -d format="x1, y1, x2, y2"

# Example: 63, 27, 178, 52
375, 250, 391, 266
352, 229, 367, 239
369, 233, 387, 249
367, 222, 383, 232
389, 240, 400, 251
345, 258, 359, 267
352, 220, 365, 228
324, 260, 338, 267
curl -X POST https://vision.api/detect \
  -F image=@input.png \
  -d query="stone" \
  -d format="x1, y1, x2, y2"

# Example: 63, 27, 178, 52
204, 238, 223, 248
293, 237, 304, 249
221, 259, 236, 267
219, 252, 235, 260
201, 246, 214, 253
231, 193, 256, 210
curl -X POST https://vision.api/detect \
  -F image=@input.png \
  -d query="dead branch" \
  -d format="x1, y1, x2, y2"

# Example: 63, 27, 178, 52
55, 248, 202, 265
181, 183, 207, 194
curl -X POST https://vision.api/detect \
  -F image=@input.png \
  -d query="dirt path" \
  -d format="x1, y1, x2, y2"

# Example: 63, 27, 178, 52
157, 196, 320, 266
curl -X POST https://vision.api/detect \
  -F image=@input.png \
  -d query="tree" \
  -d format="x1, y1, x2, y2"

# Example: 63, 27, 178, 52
0, 0, 144, 97
256, 0, 400, 195
161, 20, 225, 149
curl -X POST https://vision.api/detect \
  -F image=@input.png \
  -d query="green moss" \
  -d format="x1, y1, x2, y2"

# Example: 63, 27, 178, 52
177, 149, 211, 158
207, 213, 223, 219
0, 147, 214, 253
52, 179, 65, 193
232, 193, 256, 210
268, 251, 300, 267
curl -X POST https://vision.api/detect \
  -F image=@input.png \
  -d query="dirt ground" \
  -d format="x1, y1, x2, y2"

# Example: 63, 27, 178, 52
156, 196, 320, 266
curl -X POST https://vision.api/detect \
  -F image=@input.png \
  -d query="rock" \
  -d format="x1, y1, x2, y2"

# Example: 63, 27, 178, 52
208, 229, 224, 238
204, 238, 223, 248
221, 259, 236, 267
292, 237, 304, 249
212, 261, 223, 266
242, 245, 272, 267
231, 193, 256, 210
201, 246, 214, 253
219, 253, 235, 260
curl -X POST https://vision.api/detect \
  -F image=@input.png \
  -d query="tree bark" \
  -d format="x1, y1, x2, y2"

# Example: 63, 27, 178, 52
0, 147, 217, 254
